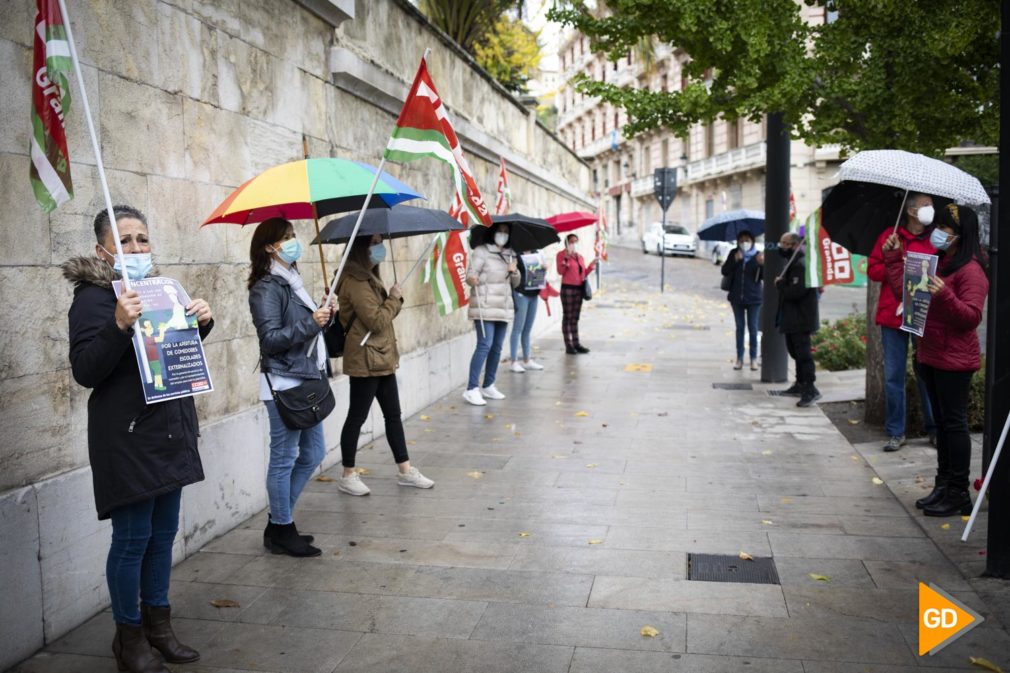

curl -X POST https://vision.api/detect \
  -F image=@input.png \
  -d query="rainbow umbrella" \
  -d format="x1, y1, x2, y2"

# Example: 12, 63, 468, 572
202, 158, 423, 226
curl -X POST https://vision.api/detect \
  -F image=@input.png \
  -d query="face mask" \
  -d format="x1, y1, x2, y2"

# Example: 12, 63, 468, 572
274, 238, 302, 264
494, 232, 509, 247
916, 205, 935, 226
102, 246, 153, 281
778, 246, 793, 259
930, 228, 955, 251
368, 243, 387, 265
739, 241, 753, 252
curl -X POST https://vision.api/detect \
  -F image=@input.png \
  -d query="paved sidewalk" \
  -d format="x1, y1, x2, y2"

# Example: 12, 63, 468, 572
14, 259, 1009, 673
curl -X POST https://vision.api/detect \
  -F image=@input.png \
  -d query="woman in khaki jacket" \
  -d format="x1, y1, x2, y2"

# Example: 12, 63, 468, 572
335, 234, 434, 496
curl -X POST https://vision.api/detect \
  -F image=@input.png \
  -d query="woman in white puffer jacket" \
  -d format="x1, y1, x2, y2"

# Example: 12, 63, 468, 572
463, 222, 520, 406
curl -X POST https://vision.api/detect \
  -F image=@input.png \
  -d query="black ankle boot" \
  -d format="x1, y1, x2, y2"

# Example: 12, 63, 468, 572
141, 604, 199, 664
112, 622, 170, 673
265, 515, 313, 548
915, 477, 948, 510
266, 522, 321, 557
923, 486, 972, 517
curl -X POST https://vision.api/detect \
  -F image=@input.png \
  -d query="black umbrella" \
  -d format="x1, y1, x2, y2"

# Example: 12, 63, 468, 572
469, 213, 560, 252
312, 205, 464, 244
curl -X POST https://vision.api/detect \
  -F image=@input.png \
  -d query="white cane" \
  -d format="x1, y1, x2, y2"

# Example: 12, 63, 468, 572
961, 410, 1010, 541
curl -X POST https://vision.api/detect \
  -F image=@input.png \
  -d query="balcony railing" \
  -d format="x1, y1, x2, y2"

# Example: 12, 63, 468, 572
630, 175, 654, 197
684, 142, 767, 183
577, 131, 624, 159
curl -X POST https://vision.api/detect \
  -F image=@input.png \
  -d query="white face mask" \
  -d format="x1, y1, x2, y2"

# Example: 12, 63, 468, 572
915, 205, 935, 226
494, 232, 509, 247
739, 241, 753, 252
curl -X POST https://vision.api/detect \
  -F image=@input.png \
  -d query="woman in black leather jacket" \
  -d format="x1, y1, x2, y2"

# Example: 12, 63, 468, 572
248, 218, 334, 557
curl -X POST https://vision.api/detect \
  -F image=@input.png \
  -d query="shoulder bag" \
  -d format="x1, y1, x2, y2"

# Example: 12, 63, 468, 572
263, 339, 336, 430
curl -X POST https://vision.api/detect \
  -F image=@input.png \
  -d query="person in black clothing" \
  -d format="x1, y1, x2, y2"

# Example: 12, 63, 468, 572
64, 205, 213, 673
774, 232, 821, 407
721, 230, 764, 371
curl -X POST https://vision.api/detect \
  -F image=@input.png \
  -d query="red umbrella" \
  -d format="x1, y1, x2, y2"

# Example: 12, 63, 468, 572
546, 211, 598, 233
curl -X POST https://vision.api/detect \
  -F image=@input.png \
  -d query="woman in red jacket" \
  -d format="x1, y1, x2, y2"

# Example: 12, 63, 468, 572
898, 204, 988, 517
556, 233, 597, 354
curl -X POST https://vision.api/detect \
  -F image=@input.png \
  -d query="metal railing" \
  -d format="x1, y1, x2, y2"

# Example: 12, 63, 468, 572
684, 142, 767, 183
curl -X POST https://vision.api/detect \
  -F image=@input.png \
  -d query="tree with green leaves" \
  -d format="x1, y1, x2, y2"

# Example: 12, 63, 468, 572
549, 0, 1000, 155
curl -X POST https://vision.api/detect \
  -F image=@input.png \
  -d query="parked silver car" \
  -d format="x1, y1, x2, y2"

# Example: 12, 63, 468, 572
642, 222, 698, 257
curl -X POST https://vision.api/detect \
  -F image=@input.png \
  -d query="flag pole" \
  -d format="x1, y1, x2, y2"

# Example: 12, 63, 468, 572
56, 0, 130, 290
302, 135, 329, 284
326, 156, 387, 300
360, 234, 441, 346
962, 410, 1010, 541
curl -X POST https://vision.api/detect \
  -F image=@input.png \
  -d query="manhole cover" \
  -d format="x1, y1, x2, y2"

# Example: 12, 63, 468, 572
712, 383, 753, 390
688, 553, 780, 585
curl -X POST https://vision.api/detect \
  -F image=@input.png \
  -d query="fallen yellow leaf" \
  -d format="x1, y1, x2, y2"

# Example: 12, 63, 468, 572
738, 551, 754, 561
761, 450, 773, 456
962, 515, 971, 522
316, 475, 336, 482
761, 519, 774, 525
624, 363, 653, 373
588, 539, 603, 545
485, 414, 494, 420
808, 574, 831, 582
466, 471, 484, 479
555, 401, 562, 406
355, 467, 370, 476
847, 419, 861, 425
780, 497, 792, 504
941, 523, 951, 530
640, 625, 660, 638
518, 532, 530, 538
420, 415, 431, 421
871, 477, 884, 485
575, 411, 589, 417
585, 463, 598, 469
969, 656, 1004, 673
209, 599, 240, 608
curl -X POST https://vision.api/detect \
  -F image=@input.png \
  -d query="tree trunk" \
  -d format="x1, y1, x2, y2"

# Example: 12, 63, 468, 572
864, 281, 885, 424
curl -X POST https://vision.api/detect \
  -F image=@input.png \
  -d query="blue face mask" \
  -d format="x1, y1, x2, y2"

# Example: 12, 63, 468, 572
275, 238, 302, 264
102, 246, 153, 281
368, 243, 387, 265
930, 229, 955, 251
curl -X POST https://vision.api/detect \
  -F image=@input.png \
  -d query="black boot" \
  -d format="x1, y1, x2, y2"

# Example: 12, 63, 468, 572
915, 476, 948, 510
141, 604, 199, 664
265, 522, 321, 557
265, 514, 313, 548
775, 382, 803, 397
923, 486, 973, 517
112, 622, 170, 673
797, 386, 822, 408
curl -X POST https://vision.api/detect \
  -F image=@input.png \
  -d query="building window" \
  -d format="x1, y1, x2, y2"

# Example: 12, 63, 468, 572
613, 112, 619, 129
661, 138, 669, 168
727, 119, 741, 150
705, 124, 715, 158
705, 198, 715, 219
643, 144, 652, 174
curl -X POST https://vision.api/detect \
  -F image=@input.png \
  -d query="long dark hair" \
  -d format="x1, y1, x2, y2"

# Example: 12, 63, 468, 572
248, 218, 293, 289
938, 204, 987, 277
346, 235, 381, 281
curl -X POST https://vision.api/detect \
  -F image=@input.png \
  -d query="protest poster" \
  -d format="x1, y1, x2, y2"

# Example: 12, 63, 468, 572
113, 277, 214, 404
520, 253, 547, 292
900, 251, 939, 337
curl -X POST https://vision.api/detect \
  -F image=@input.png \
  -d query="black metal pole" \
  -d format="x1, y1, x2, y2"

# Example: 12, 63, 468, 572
983, 2, 1009, 578
760, 112, 790, 383
660, 206, 667, 293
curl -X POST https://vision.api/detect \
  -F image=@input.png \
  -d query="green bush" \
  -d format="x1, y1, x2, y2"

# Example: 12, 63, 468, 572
906, 357, 986, 435
812, 313, 867, 371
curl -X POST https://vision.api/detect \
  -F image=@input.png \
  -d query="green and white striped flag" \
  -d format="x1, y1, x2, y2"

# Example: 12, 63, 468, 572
30, 0, 74, 212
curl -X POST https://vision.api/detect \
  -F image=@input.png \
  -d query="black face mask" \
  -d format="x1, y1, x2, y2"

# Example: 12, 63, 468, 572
778, 247, 793, 259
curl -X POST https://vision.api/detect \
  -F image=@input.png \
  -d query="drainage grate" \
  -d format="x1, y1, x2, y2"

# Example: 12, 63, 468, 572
767, 389, 792, 397
688, 553, 780, 585
712, 382, 753, 391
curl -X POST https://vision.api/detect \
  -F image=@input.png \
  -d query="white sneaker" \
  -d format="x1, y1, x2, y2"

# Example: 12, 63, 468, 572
397, 466, 434, 489
338, 472, 371, 496
523, 359, 544, 371
509, 361, 526, 373
462, 388, 487, 406
481, 384, 506, 400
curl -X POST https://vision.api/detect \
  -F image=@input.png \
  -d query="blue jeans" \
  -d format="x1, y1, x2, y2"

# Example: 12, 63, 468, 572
731, 302, 761, 361
509, 293, 539, 361
264, 399, 326, 525
107, 489, 181, 624
468, 320, 508, 390
881, 326, 936, 437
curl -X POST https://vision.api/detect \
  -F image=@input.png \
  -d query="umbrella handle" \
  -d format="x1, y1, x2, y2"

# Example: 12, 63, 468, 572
892, 189, 909, 236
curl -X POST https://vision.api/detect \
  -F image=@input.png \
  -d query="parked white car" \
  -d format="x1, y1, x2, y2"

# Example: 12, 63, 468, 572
641, 222, 698, 257
709, 240, 766, 265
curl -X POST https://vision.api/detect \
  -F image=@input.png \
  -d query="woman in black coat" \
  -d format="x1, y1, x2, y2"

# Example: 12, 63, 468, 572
721, 229, 764, 371
64, 205, 213, 673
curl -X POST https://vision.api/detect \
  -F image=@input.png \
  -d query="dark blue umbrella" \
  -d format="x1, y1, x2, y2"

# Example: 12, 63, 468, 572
697, 209, 765, 241
312, 204, 464, 244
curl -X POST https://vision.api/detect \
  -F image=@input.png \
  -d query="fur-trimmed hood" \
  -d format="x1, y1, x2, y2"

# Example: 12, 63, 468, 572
62, 255, 159, 289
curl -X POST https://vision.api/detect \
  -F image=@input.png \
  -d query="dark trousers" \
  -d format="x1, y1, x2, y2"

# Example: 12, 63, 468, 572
784, 331, 816, 387
918, 363, 973, 490
340, 374, 409, 468
107, 489, 181, 624
560, 284, 584, 349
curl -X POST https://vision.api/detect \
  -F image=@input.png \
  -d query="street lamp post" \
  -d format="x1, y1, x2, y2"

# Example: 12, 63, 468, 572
759, 112, 790, 383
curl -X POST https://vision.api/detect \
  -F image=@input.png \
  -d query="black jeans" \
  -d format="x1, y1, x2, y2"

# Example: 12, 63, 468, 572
918, 363, 973, 490
784, 331, 816, 386
340, 374, 409, 468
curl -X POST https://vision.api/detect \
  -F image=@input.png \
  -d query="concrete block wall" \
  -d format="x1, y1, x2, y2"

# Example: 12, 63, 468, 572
0, 0, 588, 668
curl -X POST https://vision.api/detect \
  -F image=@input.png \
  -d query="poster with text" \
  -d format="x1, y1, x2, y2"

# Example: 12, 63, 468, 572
900, 252, 938, 337
113, 277, 214, 404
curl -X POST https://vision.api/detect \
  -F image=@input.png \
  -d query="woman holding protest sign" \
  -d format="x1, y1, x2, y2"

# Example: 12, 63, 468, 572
335, 233, 434, 496
896, 204, 988, 517
508, 248, 547, 373
248, 217, 334, 558
65, 205, 214, 673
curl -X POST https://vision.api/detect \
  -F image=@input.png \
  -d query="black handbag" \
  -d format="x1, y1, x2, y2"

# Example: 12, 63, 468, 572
582, 278, 593, 301
721, 274, 733, 291
323, 311, 356, 358
263, 336, 335, 430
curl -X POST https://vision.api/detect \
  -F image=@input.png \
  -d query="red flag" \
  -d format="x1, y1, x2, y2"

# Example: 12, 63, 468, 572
539, 282, 561, 317
384, 56, 492, 226
594, 204, 609, 262
495, 157, 511, 215
30, 0, 74, 211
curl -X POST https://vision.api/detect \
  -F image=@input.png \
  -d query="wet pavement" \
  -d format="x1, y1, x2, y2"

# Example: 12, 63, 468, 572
14, 250, 1008, 673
